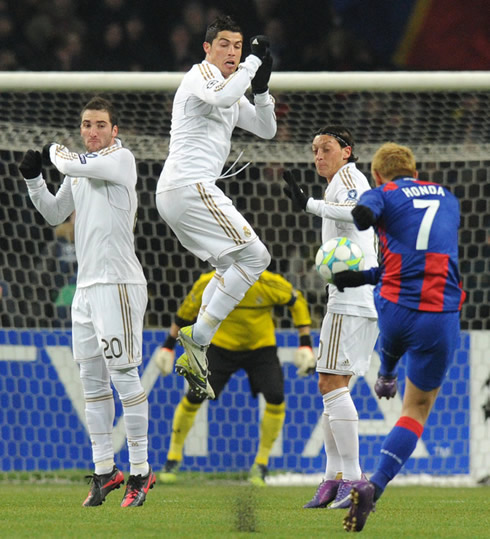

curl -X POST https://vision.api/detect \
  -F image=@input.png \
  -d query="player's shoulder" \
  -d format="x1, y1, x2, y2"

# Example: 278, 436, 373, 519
335, 163, 368, 188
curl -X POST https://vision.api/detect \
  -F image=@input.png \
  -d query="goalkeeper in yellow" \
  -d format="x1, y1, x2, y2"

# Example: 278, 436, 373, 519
155, 269, 315, 486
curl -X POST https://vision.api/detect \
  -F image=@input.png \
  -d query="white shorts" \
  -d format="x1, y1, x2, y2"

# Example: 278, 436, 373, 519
72, 283, 147, 369
156, 182, 258, 262
316, 312, 379, 376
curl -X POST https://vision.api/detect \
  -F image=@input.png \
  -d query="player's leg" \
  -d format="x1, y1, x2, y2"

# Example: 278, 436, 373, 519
160, 183, 270, 397
245, 347, 286, 486
88, 283, 154, 507
317, 313, 378, 509
344, 308, 460, 532
73, 289, 124, 507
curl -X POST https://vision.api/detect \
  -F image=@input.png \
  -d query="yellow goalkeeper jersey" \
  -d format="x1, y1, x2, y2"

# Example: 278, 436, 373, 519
176, 270, 312, 351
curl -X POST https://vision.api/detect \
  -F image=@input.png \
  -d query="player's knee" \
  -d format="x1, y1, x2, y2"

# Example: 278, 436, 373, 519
109, 366, 144, 401
237, 240, 271, 278
186, 390, 207, 405
79, 358, 111, 398
263, 393, 284, 406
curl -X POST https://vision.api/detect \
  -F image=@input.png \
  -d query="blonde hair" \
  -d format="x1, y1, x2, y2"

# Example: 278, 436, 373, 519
371, 142, 417, 181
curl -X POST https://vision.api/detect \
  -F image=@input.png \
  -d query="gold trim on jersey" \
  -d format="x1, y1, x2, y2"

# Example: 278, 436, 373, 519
118, 284, 134, 363
54, 145, 79, 161
339, 167, 356, 190
326, 313, 343, 370
213, 66, 243, 92
197, 183, 246, 245
198, 63, 214, 80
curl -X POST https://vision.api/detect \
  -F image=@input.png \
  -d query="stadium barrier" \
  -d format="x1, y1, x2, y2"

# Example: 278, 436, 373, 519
1, 329, 488, 484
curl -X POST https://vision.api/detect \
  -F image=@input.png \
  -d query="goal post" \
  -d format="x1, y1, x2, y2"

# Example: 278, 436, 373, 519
0, 71, 488, 481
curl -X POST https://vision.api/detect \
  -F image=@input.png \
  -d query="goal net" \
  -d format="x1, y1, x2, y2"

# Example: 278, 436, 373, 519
0, 72, 489, 482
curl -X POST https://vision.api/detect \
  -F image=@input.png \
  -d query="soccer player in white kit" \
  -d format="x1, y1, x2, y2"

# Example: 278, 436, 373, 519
18, 97, 155, 507
156, 15, 276, 399
283, 125, 379, 509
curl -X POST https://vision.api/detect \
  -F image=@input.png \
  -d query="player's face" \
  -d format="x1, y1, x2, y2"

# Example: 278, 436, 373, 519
204, 30, 243, 78
312, 134, 352, 183
80, 109, 118, 152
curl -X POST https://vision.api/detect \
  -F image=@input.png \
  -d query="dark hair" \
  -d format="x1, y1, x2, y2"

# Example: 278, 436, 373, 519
205, 15, 242, 43
315, 125, 357, 162
80, 96, 118, 127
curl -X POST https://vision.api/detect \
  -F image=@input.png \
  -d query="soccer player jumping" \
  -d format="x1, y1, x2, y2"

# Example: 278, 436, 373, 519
333, 142, 466, 532
155, 15, 276, 400
18, 97, 155, 507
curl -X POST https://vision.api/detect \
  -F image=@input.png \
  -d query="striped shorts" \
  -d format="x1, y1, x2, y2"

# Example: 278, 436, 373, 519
316, 312, 379, 376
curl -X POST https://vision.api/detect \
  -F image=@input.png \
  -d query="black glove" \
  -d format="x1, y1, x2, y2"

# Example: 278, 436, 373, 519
352, 204, 376, 230
251, 51, 272, 94
42, 143, 54, 166
283, 170, 308, 211
18, 150, 42, 179
250, 35, 270, 62
332, 270, 368, 292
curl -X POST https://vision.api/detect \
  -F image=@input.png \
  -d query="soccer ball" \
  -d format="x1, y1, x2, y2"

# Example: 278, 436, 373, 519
315, 237, 365, 283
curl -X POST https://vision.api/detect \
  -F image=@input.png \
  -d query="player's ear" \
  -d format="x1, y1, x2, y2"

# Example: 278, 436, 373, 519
413, 170, 419, 179
203, 41, 211, 55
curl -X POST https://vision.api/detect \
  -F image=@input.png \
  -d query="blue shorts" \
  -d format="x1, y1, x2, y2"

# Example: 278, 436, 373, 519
374, 296, 460, 391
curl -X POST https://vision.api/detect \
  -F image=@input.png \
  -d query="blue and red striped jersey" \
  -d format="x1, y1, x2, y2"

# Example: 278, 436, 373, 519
356, 177, 466, 312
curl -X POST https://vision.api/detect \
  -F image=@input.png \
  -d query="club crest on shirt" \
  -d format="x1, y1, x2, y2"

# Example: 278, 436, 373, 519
243, 226, 251, 238
347, 189, 358, 200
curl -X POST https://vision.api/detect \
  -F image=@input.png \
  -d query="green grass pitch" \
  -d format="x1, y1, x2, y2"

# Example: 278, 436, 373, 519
0, 475, 488, 538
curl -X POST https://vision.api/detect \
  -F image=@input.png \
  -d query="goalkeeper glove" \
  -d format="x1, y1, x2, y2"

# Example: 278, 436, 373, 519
19, 150, 42, 179
283, 170, 308, 211
251, 51, 273, 95
333, 270, 368, 292
352, 204, 376, 230
294, 346, 316, 377
154, 335, 177, 377
293, 334, 316, 377
250, 35, 270, 62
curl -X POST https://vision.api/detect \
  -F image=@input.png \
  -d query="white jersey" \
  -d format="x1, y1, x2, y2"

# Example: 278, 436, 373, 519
156, 56, 276, 192
25, 140, 146, 288
306, 162, 378, 318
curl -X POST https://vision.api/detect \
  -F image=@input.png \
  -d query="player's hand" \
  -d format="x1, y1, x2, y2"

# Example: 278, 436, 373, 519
250, 35, 270, 62
42, 143, 54, 166
283, 170, 308, 211
293, 346, 316, 377
352, 204, 376, 230
155, 347, 175, 376
18, 150, 42, 179
251, 51, 273, 94
332, 270, 368, 292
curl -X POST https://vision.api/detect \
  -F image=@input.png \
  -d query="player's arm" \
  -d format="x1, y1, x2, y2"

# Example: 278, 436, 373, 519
333, 266, 381, 292
351, 189, 385, 230
235, 94, 276, 139
44, 143, 137, 187
282, 170, 355, 221
19, 149, 75, 226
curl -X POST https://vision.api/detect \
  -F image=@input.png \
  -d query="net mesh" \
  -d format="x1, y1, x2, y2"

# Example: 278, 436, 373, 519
0, 87, 488, 330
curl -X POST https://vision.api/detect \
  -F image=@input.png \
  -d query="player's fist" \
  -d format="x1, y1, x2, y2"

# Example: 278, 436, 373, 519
283, 170, 308, 211
352, 204, 376, 230
19, 149, 42, 179
250, 35, 270, 61
251, 51, 273, 95
293, 346, 316, 377
155, 347, 175, 376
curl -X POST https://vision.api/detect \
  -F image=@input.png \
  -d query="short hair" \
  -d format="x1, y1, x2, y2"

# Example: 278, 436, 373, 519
205, 15, 242, 44
314, 125, 357, 162
371, 142, 416, 180
80, 96, 118, 127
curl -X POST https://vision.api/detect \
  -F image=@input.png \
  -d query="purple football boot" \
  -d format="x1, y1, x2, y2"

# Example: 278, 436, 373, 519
343, 480, 376, 532
303, 479, 340, 508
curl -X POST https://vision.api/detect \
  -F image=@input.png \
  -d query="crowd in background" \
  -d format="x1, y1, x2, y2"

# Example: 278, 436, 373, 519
0, 0, 395, 72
